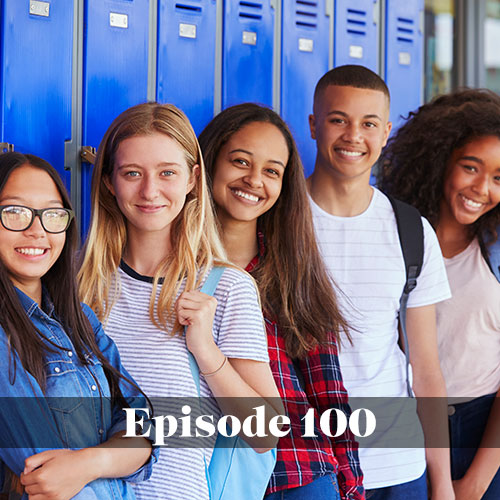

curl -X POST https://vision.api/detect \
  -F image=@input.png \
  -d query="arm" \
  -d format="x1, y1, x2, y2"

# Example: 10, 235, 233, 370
20, 431, 151, 499
300, 342, 365, 500
176, 274, 283, 451
405, 304, 455, 500
453, 390, 500, 500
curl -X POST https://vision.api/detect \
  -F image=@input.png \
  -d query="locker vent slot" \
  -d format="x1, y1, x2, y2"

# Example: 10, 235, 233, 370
175, 2, 202, 14
396, 17, 414, 43
346, 8, 367, 36
239, 1, 263, 20
296, 0, 318, 29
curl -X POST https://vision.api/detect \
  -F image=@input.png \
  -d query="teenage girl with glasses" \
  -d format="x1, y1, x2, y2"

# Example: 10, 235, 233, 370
0, 152, 156, 499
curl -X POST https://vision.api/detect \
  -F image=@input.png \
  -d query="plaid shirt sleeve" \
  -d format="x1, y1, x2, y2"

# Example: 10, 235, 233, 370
298, 340, 365, 500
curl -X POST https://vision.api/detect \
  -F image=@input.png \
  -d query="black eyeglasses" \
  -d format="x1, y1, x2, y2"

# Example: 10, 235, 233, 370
0, 205, 74, 234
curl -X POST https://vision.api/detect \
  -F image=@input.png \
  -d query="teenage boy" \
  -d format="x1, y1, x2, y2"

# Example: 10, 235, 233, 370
307, 65, 454, 499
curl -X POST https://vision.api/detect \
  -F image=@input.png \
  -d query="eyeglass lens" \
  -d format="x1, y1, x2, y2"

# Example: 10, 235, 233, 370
1, 206, 70, 233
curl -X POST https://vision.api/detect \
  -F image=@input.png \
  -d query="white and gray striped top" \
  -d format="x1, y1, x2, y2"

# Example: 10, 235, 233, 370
105, 264, 268, 500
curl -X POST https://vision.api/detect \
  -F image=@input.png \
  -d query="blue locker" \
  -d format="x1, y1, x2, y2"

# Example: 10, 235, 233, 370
222, 0, 275, 109
0, 0, 73, 188
385, 0, 424, 131
334, 0, 378, 71
281, 0, 331, 176
81, 0, 150, 236
157, 0, 217, 135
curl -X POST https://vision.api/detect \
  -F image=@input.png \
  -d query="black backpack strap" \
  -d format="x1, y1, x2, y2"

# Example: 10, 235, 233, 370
387, 196, 424, 398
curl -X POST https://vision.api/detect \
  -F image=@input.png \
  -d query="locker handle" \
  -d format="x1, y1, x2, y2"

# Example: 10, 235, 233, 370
0, 143, 14, 154
80, 146, 97, 165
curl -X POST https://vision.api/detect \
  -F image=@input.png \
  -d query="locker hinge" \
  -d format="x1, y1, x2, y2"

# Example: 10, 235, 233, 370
0, 143, 14, 153
80, 146, 96, 165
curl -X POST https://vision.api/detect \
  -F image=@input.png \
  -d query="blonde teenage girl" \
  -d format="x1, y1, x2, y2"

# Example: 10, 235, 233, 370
78, 103, 282, 500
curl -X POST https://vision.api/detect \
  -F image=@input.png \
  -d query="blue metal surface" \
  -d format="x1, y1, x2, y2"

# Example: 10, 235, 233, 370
157, 0, 217, 135
0, 0, 73, 189
281, 0, 330, 177
385, 0, 424, 132
81, 0, 150, 237
334, 0, 378, 71
222, 0, 274, 109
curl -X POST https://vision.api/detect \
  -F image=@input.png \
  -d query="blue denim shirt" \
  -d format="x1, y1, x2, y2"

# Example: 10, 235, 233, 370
0, 288, 158, 499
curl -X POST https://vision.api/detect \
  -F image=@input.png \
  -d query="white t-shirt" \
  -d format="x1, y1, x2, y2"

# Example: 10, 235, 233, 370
105, 264, 269, 500
310, 188, 451, 489
438, 238, 500, 401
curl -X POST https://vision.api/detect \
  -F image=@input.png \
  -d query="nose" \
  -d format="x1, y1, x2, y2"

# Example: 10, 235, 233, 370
341, 122, 363, 143
24, 214, 46, 238
243, 167, 263, 189
472, 174, 489, 198
140, 175, 160, 201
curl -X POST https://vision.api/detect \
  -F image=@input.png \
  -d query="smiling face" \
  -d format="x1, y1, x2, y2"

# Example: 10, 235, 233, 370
0, 165, 66, 297
107, 132, 198, 242
211, 121, 289, 225
440, 135, 500, 228
309, 84, 391, 183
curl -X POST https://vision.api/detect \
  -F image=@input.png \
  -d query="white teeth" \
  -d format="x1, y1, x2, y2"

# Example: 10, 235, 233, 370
16, 248, 45, 256
461, 195, 482, 209
233, 190, 260, 202
338, 149, 363, 157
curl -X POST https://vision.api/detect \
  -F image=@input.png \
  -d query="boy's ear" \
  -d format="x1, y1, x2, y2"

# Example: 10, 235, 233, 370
309, 114, 316, 140
103, 175, 115, 196
382, 121, 393, 147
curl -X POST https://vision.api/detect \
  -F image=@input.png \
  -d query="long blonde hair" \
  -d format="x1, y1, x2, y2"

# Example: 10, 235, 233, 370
78, 103, 228, 332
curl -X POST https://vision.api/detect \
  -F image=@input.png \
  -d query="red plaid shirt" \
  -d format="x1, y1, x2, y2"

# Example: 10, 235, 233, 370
246, 238, 364, 499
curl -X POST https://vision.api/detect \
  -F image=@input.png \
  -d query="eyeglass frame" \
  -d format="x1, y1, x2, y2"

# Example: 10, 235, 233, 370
0, 205, 75, 234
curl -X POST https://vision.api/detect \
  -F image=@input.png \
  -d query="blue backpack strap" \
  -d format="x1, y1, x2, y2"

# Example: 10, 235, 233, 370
187, 266, 226, 395
387, 196, 424, 398
479, 229, 500, 283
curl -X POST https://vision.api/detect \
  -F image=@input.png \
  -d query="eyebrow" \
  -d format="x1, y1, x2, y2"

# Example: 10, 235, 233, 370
116, 162, 182, 170
228, 148, 286, 168
327, 110, 382, 120
0, 196, 63, 205
459, 155, 483, 164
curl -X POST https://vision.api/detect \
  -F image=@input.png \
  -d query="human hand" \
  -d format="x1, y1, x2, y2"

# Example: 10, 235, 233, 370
20, 449, 93, 500
176, 290, 218, 357
453, 477, 486, 500
429, 481, 456, 500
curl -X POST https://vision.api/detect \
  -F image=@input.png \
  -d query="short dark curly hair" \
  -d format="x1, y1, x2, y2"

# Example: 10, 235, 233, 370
378, 88, 500, 243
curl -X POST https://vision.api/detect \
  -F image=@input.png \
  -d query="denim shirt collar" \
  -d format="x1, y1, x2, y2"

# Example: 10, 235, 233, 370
15, 285, 55, 318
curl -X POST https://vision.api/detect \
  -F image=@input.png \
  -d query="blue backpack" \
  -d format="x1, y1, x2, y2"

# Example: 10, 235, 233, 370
187, 266, 277, 500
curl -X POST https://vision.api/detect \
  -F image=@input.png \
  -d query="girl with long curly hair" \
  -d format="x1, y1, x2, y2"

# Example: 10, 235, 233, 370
199, 103, 364, 500
78, 102, 282, 500
379, 88, 500, 500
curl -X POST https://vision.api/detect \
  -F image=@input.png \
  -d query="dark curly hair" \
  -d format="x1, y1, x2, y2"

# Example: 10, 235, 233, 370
378, 88, 500, 244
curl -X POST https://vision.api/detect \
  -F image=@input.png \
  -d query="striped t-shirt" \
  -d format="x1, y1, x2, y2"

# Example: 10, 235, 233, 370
310, 188, 451, 489
104, 264, 269, 500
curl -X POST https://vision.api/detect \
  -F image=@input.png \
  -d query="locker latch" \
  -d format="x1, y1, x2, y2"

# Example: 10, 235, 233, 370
80, 146, 96, 165
0, 143, 14, 154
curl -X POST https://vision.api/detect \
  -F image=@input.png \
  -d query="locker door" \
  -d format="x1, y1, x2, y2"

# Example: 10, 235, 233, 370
222, 0, 275, 109
81, 0, 150, 236
334, 0, 378, 71
0, 0, 73, 188
385, 0, 424, 131
157, 0, 217, 134
281, 0, 331, 176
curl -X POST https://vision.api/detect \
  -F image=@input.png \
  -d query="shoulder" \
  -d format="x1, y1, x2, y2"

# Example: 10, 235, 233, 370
80, 303, 101, 333
212, 266, 258, 299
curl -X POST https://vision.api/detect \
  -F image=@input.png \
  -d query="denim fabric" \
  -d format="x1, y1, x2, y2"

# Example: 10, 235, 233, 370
449, 393, 500, 499
0, 287, 157, 499
265, 473, 341, 500
365, 471, 427, 500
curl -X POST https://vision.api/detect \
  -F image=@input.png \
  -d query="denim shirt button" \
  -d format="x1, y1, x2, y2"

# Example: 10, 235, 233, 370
68, 351, 73, 357
54, 367, 61, 373
98, 429, 104, 435
91, 385, 97, 391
